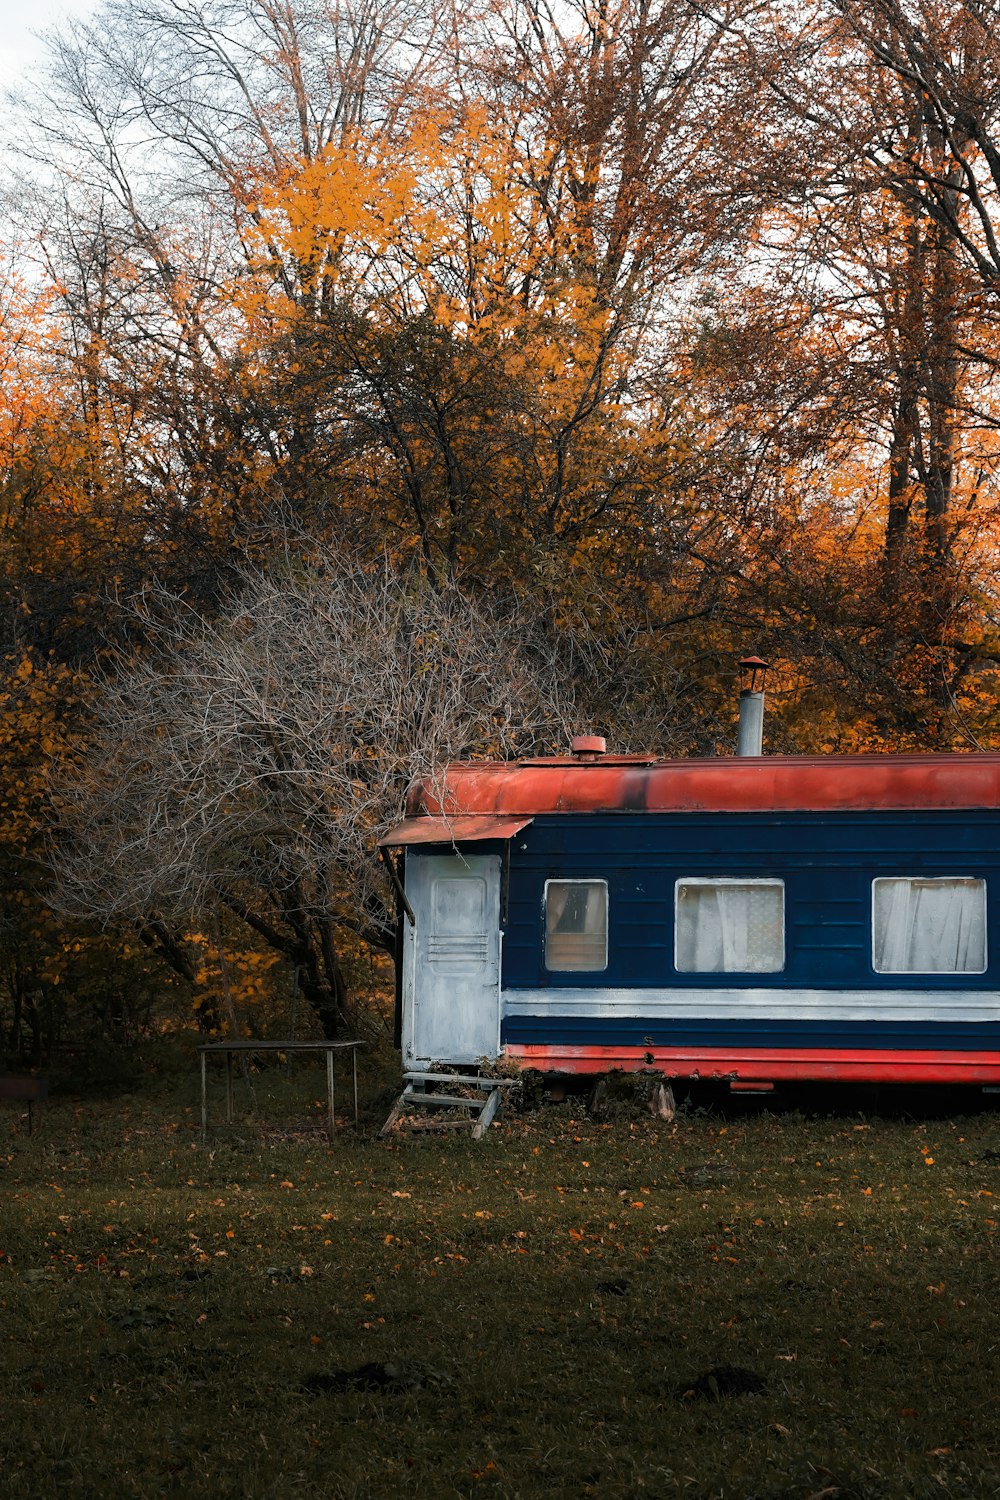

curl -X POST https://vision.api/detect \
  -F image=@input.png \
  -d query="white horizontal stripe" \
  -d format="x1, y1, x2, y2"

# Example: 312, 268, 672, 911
501, 987, 1000, 1024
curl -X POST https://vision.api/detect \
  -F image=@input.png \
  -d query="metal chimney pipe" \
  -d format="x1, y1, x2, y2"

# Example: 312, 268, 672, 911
736, 656, 769, 757
737, 692, 764, 756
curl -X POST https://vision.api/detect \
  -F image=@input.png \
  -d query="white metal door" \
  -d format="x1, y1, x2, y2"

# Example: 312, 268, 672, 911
403, 854, 501, 1067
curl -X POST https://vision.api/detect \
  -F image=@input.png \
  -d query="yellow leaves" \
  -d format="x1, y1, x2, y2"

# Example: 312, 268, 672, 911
0, 266, 68, 480
245, 105, 610, 362
0, 653, 90, 862
187, 932, 281, 1016
258, 144, 400, 270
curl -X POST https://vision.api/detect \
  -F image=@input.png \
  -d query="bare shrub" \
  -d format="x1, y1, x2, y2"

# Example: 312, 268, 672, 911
54, 556, 577, 1035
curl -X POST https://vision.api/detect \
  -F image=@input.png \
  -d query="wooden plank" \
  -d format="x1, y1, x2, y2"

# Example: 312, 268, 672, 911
403, 1092, 485, 1111
379, 846, 415, 926
0, 1076, 48, 1102
403, 1072, 519, 1089
199, 1040, 363, 1053
471, 1088, 502, 1140
378, 1095, 409, 1138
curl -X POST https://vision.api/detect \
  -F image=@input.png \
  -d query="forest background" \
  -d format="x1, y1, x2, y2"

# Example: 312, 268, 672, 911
2, 0, 1000, 1067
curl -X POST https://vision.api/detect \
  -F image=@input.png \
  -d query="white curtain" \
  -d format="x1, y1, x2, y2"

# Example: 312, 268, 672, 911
546, 882, 607, 971
873, 878, 985, 973
676, 881, 784, 973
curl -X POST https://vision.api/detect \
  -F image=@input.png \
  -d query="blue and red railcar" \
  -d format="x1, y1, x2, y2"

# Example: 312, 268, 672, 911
380, 749, 1000, 1086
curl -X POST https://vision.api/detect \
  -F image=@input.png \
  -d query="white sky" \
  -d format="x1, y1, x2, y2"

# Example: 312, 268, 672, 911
0, 0, 95, 87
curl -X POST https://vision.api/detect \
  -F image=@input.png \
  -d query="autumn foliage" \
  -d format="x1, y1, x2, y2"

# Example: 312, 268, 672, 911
5, 0, 1000, 1049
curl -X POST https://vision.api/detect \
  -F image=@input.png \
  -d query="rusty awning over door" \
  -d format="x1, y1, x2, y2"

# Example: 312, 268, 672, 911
378, 814, 533, 847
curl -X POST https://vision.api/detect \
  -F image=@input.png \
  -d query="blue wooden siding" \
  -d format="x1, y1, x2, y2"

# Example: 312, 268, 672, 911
501, 1007, 1000, 1053
500, 810, 1000, 993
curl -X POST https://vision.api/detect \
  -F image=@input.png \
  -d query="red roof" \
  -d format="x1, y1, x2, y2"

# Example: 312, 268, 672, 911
403, 753, 1000, 818
378, 814, 533, 847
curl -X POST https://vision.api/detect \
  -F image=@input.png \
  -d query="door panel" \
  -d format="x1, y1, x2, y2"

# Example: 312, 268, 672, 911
403, 855, 501, 1066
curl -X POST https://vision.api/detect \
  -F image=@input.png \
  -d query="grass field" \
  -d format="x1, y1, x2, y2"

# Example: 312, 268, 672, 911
4, 1055, 1000, 1498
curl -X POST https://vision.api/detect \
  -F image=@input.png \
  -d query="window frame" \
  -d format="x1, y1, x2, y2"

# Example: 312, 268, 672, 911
543, 878, 609, 974
870, 875, 987, 975
674, 876, 786, 974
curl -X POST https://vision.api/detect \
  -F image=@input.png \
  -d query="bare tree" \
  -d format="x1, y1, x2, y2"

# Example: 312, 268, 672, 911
52, 554, 580, 1035
819, 1, 1000, 289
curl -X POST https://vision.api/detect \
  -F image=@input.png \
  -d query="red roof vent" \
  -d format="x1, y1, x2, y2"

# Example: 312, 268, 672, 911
570, 735, 607, 758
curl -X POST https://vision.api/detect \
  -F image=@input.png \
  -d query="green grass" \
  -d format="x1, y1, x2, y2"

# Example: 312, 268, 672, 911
4, 1060, 1000, 1497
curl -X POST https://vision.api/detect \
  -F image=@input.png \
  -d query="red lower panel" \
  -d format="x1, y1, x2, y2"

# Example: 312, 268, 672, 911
505, 1043, 1000, 1084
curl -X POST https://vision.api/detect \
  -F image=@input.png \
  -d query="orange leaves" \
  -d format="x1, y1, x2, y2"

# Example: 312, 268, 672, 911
0, 652, 87, 858
222, 104, 657, 578
188, 934, 281, 1023
247, 104, 612, 363
255, 143, 405, 284
0, 263, 65, 482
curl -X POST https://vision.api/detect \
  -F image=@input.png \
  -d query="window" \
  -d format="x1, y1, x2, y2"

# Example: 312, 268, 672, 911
428, 878, 488, 969
872, 877, 986, 974
544, 880, 608, 971
675, 878, 785, 973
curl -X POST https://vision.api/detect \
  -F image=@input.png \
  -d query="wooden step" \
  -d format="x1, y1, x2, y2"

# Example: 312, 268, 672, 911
380, 1082, 505, 1140
403, 1071, 519, 1090
402, 1090, 487, 1111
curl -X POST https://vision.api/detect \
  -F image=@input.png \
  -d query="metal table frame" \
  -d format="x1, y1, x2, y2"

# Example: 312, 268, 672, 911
198, 1040, 362, 1141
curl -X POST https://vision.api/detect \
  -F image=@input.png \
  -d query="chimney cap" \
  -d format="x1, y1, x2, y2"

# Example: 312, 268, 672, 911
738, 656, 770, 694
571, 734, 607, 757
